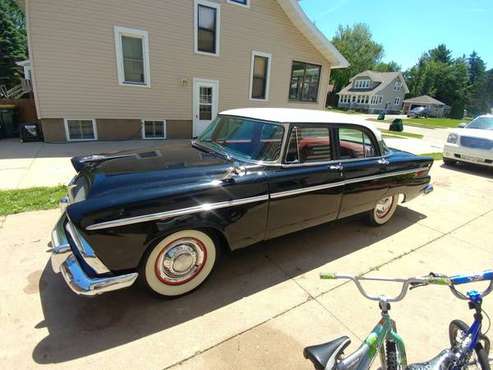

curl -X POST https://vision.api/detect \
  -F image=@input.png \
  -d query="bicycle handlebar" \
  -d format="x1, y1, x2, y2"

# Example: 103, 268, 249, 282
320, 270, 493, 302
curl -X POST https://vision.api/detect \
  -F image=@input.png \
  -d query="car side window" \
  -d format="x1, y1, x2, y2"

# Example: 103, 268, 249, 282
285, 126, 332, 163
338, 127, 377, 159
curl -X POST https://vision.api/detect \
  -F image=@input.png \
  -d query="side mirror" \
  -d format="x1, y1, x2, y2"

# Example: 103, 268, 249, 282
458, 123, 467, 128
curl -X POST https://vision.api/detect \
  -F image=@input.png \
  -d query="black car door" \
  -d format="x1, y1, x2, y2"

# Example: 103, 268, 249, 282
336, 125, 390, 219
266, 124, 344, 239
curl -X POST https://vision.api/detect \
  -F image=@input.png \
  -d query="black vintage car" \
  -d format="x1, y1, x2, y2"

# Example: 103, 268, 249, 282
51, 108, 433, 297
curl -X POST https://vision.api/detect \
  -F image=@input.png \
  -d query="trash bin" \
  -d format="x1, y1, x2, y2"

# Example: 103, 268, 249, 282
19, 122, 44, 142
389, 119, 404, 132
0, 104, 17, 138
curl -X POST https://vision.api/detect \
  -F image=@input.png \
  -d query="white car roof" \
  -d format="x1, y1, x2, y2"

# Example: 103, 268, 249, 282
220, 108, 382, 140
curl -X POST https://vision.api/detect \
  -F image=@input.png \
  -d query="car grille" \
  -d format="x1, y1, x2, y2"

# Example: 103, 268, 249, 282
460, 136, 493, 150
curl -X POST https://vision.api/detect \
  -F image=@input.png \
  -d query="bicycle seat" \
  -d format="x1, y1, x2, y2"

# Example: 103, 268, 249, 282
407, 349, 452, 370
304, 336, 351, 370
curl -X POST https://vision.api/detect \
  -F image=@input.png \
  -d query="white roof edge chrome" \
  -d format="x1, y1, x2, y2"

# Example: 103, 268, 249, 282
276, 0, 349, 69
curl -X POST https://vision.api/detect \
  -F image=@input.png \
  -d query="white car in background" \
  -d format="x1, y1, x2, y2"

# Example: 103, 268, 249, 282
443, 115, 493, 167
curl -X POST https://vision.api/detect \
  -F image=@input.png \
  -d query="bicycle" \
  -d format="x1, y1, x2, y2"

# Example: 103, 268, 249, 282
304, 271, 493, 370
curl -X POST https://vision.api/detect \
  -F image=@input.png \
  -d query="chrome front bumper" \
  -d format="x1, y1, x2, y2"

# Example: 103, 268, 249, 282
50, 213, 138, 296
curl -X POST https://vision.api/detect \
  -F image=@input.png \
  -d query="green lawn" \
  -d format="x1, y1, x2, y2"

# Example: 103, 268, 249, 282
380, 129, 424, 139
402, 118, 466, 129
0, 186, 67, 216
420, 152, 443, 160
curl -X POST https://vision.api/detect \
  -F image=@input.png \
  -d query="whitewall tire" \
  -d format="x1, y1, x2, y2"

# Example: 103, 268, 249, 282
143, 230, 217, 297
368, 195, 399, 226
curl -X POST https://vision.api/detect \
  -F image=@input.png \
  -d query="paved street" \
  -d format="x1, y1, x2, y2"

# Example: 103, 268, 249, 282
1, 163, 493, 369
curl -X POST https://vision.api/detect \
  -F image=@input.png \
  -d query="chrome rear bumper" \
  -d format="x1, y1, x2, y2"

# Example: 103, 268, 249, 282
50, 213, 138, 296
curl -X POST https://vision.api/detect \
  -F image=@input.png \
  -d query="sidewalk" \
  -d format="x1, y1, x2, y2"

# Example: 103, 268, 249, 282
0, 139, 184, 190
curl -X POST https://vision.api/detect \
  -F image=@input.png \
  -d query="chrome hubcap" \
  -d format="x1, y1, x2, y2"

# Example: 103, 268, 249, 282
155, 238, 206, 285
375, 196, 393, 218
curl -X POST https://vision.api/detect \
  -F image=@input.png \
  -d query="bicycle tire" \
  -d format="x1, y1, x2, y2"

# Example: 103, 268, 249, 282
385, 340, 398, 370
449, 320, 491, 370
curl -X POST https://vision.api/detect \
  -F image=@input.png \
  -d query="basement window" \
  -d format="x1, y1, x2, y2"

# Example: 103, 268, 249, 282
64, 119, 97, 141
142, 120, 166, 139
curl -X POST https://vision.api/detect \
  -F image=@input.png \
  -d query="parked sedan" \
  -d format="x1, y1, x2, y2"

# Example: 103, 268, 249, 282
50, 108, 434, 297
407, 106, 432, 118
443, 115, 493, 167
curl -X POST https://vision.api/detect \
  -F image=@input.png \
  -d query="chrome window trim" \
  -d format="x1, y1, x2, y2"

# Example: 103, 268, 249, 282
86, 194, 269, 231
85, 167, 424, 231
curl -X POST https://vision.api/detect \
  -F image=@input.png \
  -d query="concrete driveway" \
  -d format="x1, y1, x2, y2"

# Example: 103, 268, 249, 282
1, 163, 493, 369
0, 139, 184, 190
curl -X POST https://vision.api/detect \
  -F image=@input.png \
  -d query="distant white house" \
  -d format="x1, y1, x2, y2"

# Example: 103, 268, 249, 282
337, 71, 409, 114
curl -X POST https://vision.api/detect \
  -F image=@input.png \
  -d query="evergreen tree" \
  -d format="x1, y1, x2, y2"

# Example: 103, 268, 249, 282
0, 0, 27, 88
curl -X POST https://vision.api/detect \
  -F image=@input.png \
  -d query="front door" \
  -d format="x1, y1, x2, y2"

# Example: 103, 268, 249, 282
193, 78, 219, 137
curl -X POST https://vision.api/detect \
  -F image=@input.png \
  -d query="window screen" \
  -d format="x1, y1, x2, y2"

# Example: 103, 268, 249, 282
251, 55, 269, 99
67, 120, 95, 141
197, 5, 217, 53
122, 36, 144, 83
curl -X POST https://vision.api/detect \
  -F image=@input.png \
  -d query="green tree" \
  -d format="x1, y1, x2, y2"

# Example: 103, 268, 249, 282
374, 61, 401, 72
486, 69, 493, 112
0, 0, 27, 88
330, 23, 384, 91
404, 45, 469, 118
466, 51, 488, 115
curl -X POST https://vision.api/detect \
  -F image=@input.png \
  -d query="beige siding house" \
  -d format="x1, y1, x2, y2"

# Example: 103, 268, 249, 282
337, 71, 408, 114
17, 0, 348, 143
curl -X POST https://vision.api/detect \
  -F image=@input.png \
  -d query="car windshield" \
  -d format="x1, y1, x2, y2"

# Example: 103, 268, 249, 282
197, 115, 285, 162
466, 116, 493, 130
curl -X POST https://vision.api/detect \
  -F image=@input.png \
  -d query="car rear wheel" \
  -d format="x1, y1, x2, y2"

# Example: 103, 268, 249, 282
443, 157, 456, 166
142, 230, 217, 297
368, 195, 399, 226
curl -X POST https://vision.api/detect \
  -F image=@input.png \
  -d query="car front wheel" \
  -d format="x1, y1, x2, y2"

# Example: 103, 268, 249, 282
142, 229, 217, 297
368, 195, 399, 226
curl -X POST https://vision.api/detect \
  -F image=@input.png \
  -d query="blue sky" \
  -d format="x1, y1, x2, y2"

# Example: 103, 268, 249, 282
299, 0, 492, 70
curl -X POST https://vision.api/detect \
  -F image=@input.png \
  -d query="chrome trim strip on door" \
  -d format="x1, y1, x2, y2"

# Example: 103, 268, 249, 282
86, 167, 423, 231
86, 194, 269, 231
271, 167, 422, 199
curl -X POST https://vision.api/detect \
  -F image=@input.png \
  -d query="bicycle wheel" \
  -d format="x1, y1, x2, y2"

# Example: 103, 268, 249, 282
449, 320, 491, 370
385, 340, 399, 370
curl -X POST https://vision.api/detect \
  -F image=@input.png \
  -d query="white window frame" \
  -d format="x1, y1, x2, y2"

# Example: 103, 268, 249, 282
114, 26, 151, 87
141, 120, 167, 140
249, 50, 272, 101
394, 97, 401, 105
64, 119, 98, 142
394, 80, 402, 91
378, 96, 383, 104
194, 0, 221, 57
227, 0, 249, 8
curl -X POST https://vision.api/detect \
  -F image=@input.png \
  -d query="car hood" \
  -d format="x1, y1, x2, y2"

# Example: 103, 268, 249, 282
72, 142, 236, 198
451, 128, 493, 140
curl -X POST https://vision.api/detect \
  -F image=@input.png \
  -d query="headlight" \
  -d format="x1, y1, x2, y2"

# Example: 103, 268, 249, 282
447, 133, 458, 144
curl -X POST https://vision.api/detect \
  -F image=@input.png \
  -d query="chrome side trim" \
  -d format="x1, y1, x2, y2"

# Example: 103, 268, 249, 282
86, 194, 269, 231
271, 167, 422, 199
85, 167, 423, 231
270, 181, 343, 199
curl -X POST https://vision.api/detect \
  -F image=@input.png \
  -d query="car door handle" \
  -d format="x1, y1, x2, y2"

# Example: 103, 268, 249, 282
378, 158, 390, 165
329, 163, 343, 171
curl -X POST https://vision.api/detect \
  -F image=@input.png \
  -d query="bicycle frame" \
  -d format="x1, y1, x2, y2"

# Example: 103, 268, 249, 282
336, 301, 407, 370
